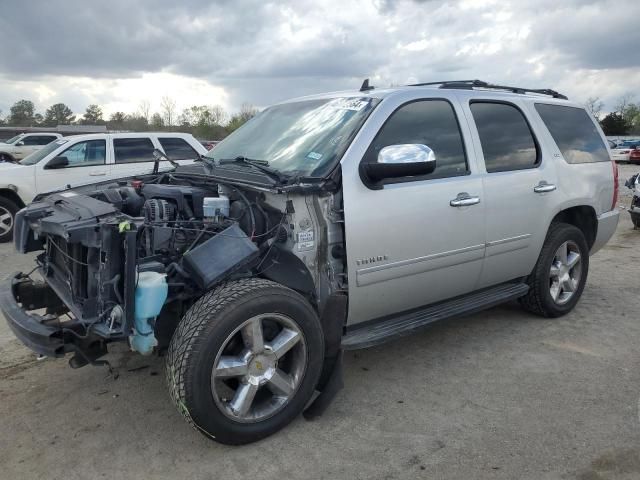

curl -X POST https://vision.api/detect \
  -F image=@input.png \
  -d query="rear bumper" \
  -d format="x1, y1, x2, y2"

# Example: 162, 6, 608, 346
590, 209, 619, 255
0, 273, 67, 357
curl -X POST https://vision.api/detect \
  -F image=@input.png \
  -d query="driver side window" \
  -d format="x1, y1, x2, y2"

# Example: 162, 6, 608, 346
362, 99, 468, 182
59, 140, 106, 167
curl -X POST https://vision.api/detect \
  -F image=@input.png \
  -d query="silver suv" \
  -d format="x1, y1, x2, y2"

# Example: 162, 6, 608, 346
0, 80, 619, 445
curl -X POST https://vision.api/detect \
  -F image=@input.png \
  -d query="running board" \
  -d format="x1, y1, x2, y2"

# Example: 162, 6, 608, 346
341, 282, 529, 350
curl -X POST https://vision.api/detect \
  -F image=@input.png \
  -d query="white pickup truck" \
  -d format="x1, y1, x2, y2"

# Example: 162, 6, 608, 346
0, 132, 206, 241
0, 132, 63, 162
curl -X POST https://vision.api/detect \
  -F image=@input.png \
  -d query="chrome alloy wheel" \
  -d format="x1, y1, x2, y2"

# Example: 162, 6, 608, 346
211, 313, 307, 423
0, 206, 13, 235
549, 240, 582, 305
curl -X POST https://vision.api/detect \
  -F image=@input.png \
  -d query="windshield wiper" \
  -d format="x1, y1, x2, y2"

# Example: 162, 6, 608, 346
216, 156, 288, 184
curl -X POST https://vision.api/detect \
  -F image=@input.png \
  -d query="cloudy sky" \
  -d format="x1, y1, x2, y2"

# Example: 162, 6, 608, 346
1, 0, 638, 119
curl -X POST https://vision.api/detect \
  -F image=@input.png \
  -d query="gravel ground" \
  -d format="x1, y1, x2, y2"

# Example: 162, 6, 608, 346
0, 164, 639, 480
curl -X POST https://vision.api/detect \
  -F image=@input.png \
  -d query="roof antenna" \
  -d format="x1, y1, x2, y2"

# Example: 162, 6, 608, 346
359, 78, 374, 92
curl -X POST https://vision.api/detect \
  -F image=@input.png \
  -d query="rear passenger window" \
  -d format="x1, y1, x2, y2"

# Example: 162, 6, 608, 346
535, 103, 609, 163
363, 99, 468, 181
158, 137, 198, 160
114, 138, 155, 163
470, 102, 538, 173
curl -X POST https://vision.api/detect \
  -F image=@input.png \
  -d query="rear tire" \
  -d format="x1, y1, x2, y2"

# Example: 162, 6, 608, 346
519, 222, 589, 318
0, 197, 19, 243
166, 278, 324, 445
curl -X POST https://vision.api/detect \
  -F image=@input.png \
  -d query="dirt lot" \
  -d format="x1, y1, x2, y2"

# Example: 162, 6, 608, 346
1, 164, 639, 480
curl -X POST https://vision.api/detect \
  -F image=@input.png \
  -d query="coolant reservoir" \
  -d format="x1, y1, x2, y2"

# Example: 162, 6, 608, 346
131, 271, 168, 355
203, 196, 230, 219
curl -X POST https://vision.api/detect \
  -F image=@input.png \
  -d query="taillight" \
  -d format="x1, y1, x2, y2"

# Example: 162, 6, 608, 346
611, 159, 619, 210
631, 150, 640, 159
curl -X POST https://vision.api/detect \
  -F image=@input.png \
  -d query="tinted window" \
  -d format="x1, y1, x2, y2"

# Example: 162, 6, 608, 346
23, 135, 57, 146
535, 104, 609, 163
38, 135, 58, 145
363, 100, 467, 180
159, 137, 198, 160
470, 102, 538, 172
56, 140, 106, 167
114, 137, 155, 163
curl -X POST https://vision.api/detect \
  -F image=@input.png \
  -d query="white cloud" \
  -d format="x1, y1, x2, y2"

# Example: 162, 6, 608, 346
0, 73, 229, 118
0, 0, 638, 117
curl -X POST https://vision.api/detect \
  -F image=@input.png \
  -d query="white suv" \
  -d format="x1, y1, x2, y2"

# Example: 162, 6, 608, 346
0, 132, 62, 162
0, 132, 206, 241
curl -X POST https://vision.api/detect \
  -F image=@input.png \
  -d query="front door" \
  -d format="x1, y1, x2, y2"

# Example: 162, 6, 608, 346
36, 138, 111, 193
342, 98, 486, 326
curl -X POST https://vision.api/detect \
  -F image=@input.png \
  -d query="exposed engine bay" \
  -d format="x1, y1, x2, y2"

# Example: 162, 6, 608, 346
12, 172, 346, 360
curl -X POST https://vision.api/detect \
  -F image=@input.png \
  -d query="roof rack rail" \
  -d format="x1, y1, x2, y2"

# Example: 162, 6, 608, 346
406, 79, 568, 100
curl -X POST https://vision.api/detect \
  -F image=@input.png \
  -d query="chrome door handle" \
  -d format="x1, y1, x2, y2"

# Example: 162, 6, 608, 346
89, 172, 107, 176
534, 182, 556, 193
450, 193, 481, 207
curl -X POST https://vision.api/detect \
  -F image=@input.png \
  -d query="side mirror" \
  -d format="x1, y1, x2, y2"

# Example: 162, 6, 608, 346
16, 141, 25, 147
45, 156, 69, 169
361, 144, 437, 185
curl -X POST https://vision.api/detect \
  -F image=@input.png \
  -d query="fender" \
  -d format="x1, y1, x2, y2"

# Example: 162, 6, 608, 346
258, 245, 316, 296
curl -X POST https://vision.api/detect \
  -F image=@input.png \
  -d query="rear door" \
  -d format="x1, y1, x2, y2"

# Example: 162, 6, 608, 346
110, 135, 173, 179
342, 97, 486, 325
35, 138, 110, 193
463, 99, 558, 288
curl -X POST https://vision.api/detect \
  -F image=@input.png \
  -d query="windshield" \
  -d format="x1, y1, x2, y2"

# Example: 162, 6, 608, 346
3, 134, 24, 145
205, 97, 379, 178
20, 139, 68, 165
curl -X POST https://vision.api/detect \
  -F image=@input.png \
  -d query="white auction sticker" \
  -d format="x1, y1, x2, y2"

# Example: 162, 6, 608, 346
330, 98, 369, 111
297, 230, 315, 251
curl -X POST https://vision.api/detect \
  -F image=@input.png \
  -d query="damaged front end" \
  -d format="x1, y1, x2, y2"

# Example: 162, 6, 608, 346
2, 170, 343, 367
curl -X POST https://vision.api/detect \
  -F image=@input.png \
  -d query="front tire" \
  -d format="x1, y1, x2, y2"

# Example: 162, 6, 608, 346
519, 223, 589, 318
0, 197, 19, 243
166, 278, 324, 445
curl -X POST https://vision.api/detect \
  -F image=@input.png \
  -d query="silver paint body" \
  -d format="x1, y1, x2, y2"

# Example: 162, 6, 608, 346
272, 87, 618, 326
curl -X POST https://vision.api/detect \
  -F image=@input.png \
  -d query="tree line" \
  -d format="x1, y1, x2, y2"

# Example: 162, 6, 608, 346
584, 94, 640, 136
0, 97, 259, 140
3, 93, 638, 139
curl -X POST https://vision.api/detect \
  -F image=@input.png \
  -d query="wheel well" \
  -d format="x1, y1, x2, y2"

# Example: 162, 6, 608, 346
0, 189, 26, 209
551, 206, 597, 250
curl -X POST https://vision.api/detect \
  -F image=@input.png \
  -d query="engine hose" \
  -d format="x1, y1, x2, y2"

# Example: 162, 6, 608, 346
231, 187, 256, 237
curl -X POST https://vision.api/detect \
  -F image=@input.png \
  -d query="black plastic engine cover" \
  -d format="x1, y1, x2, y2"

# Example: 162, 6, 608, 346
181, 223, 259, 289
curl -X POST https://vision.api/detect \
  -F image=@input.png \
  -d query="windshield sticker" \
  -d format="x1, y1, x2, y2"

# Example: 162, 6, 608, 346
306, 151, 323, 161
330, 98, 370, 111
